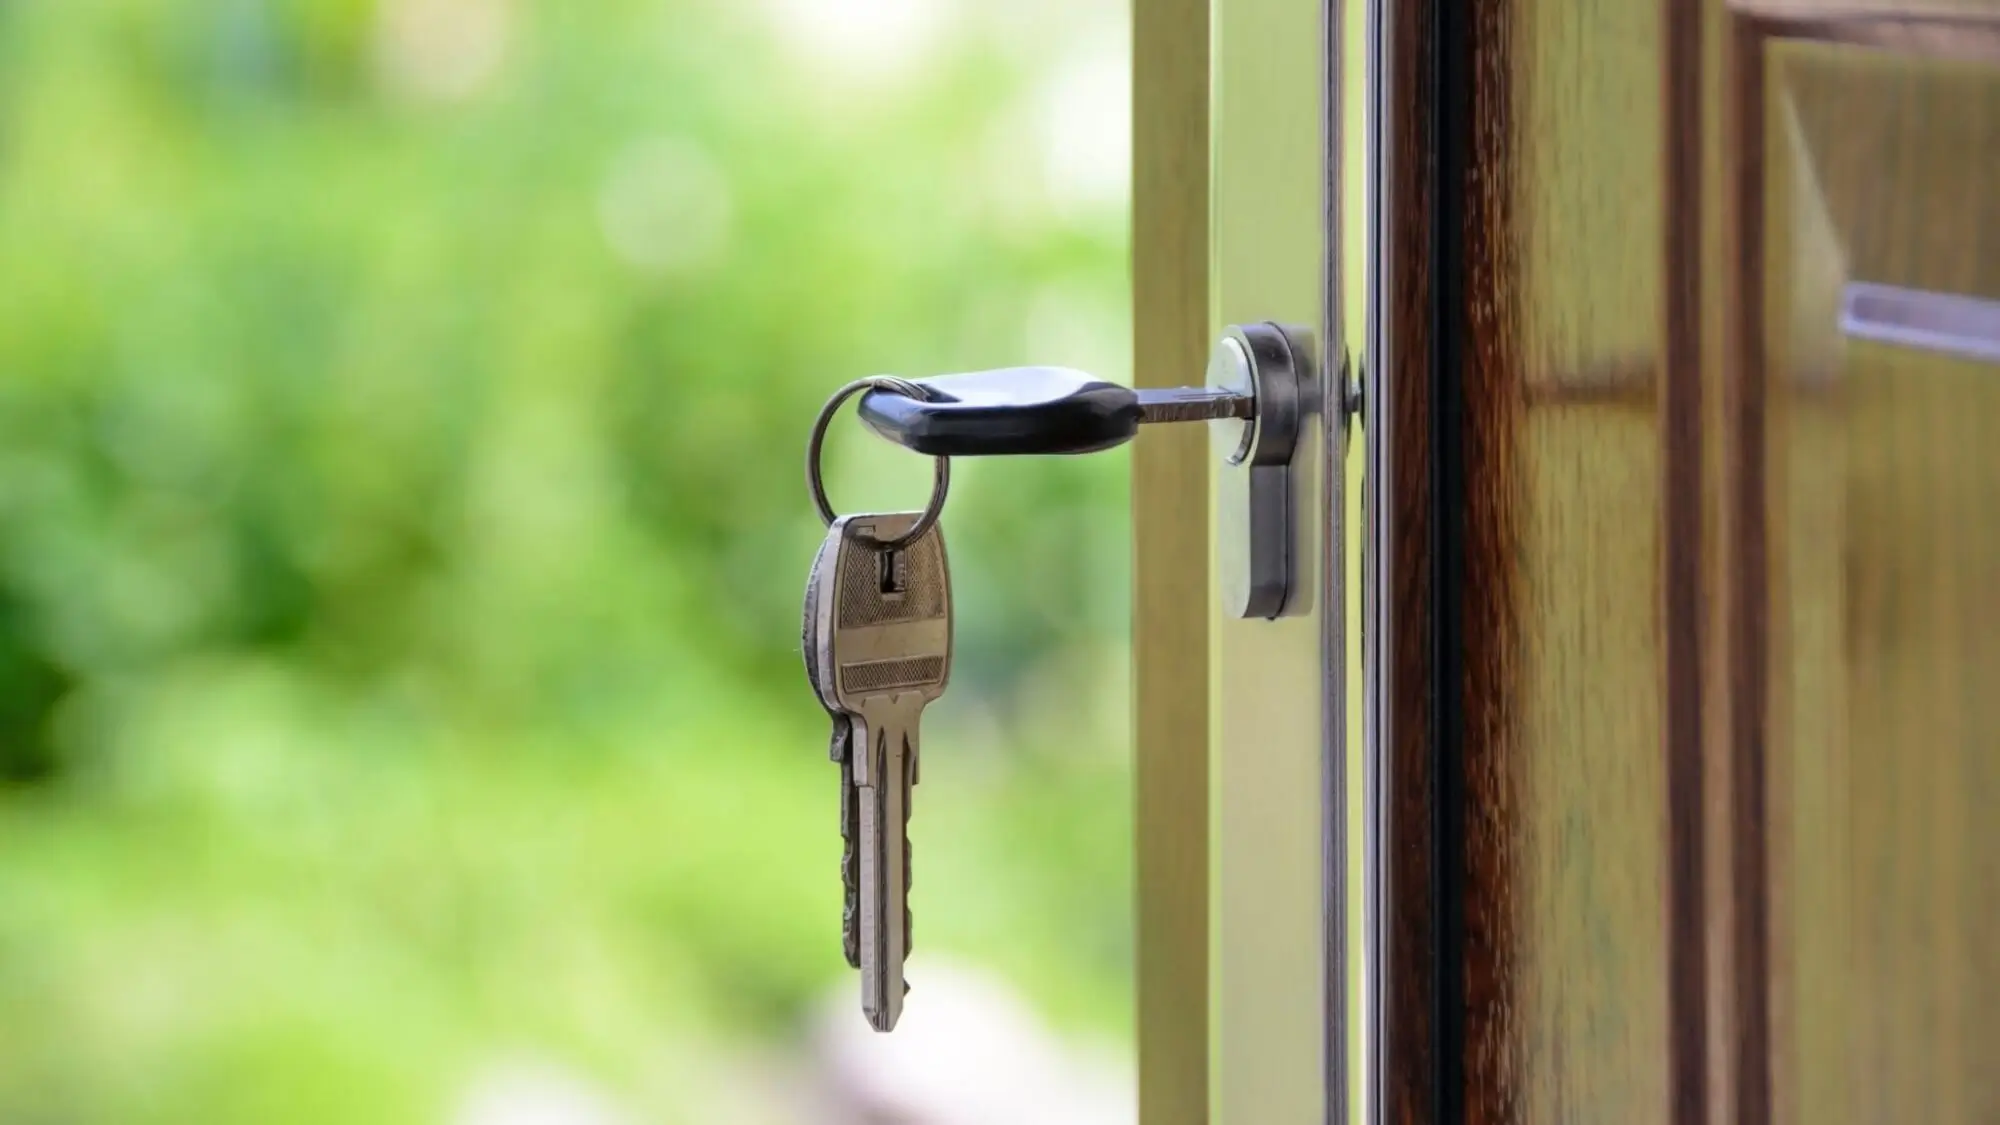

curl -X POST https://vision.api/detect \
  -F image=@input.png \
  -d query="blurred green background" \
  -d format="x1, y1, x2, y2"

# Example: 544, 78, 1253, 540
0, 0, 1134, 1121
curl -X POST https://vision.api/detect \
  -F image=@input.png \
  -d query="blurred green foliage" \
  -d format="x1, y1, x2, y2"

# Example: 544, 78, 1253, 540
0, 1, 1133, 1120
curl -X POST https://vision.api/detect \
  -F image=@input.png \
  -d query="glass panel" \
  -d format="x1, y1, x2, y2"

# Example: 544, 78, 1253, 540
1767, 37, 2000, 1125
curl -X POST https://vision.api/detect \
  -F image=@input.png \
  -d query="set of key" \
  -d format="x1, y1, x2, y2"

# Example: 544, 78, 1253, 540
802, 510, 951, 1032
802, 327, 1309, 1031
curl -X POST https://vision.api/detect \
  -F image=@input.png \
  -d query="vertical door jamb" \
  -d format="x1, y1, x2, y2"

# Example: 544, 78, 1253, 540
1133, 0, 1213, 1120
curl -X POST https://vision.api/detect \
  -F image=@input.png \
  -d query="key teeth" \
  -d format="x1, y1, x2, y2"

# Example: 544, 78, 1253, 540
842, 853, 860, 969
840, 751, 861, 968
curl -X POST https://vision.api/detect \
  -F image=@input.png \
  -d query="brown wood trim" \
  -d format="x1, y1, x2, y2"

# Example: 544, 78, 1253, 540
1722, 13, 1775, 1125
1456, 0, 1523, 1120
1522, 361, 1659, 408
1380, 0, 1440, 1117
1131, 0, 1210, 1119
1663, 1, 1711, 1122
1734, 5, 2000, 64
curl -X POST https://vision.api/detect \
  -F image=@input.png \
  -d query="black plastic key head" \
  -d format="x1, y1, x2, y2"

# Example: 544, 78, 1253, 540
857, 367, 1143, 457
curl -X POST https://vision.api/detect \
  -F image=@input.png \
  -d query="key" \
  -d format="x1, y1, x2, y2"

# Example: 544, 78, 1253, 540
802, 524, 862, 968
855, 365, 1253, 456
829, 513, 946, 1032
821, 510, 952, 1032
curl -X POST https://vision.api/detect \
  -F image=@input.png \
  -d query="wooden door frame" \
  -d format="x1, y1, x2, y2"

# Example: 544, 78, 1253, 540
1366, 0, 1442, 1117
1365, 0, 1711, 1120
1132, 0, 1213, 1120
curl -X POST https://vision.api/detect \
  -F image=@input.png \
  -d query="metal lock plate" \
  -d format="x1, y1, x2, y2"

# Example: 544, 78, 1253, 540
1209, 322, 1309, 620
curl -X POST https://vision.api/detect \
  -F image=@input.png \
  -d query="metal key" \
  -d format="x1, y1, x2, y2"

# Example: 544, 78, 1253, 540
802, 525, 862, 968
816, 510, 951, 1032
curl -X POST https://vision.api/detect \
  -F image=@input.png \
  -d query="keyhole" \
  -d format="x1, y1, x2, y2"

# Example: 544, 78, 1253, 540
878, 548, 906, 597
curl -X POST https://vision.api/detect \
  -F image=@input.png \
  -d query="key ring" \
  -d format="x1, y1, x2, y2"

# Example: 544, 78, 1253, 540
807, 376, 950, 551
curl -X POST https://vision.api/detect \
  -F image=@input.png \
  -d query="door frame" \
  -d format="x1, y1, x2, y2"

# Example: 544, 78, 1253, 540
1133, 0, 1356, 1120
1131, 0, 1214, 1119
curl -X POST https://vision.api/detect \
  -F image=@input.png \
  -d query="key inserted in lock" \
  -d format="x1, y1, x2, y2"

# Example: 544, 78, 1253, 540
852, 322, 1312, 618
855, 369, 1257, 457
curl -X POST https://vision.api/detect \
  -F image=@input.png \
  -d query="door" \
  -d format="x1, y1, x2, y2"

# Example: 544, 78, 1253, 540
1735, 10, 2000, 1124
1136, 0, 2000, 1122
1365, 1, 2000, 1123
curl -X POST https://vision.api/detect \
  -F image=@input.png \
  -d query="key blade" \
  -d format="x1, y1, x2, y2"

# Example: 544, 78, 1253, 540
855, 707, 917, 1031
1133, 384, 1256, 425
